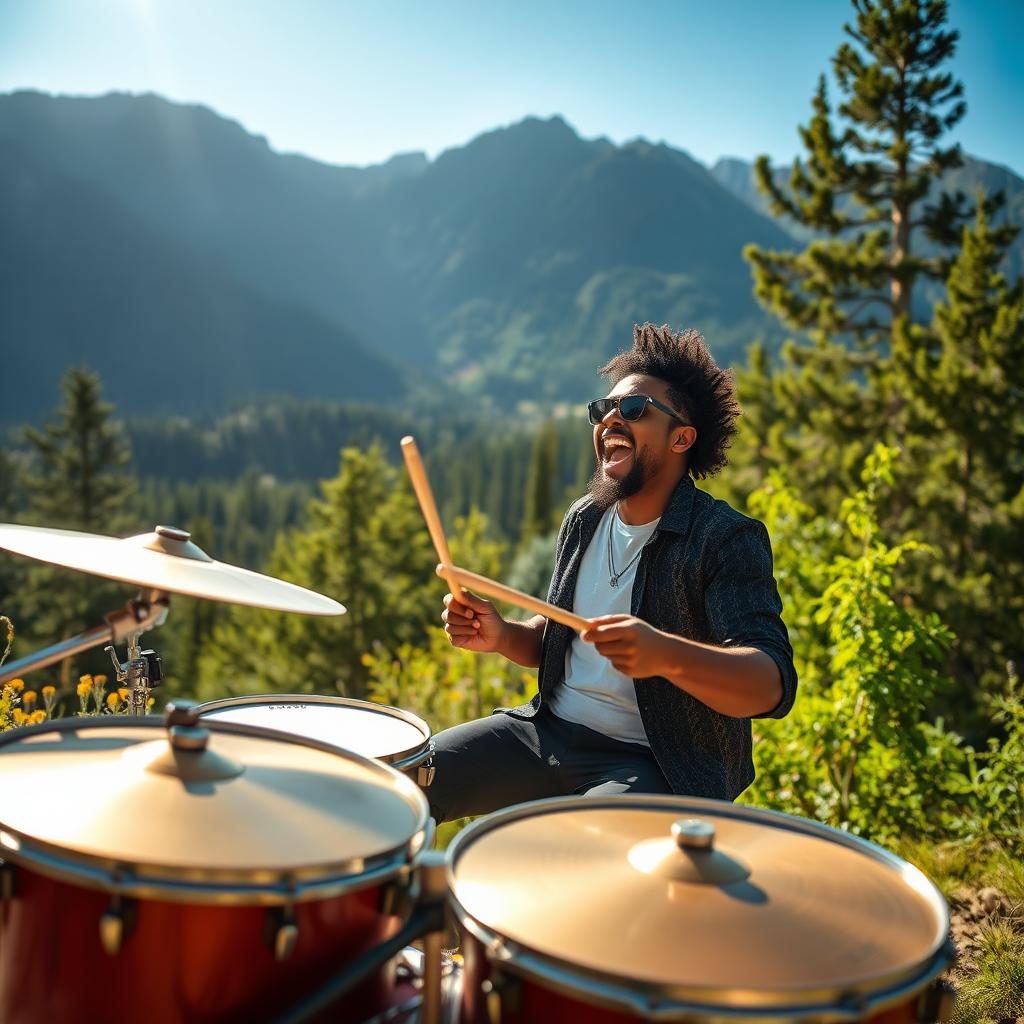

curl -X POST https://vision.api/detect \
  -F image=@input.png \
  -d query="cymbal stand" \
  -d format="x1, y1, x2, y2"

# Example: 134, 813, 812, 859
0, 591, 171, 709
104, 628, 164, 716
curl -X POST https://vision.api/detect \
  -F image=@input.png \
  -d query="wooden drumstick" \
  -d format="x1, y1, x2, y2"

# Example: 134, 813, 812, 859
400, 436, 466, 602
436, 564, 591, 633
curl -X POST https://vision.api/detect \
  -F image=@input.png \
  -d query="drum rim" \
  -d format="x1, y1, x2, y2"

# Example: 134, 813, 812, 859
196, 693, 432, 769
0, 716, 431, 904
446, 794, 953, 1019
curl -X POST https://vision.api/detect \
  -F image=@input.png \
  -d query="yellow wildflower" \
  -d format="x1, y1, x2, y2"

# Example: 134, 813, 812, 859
106, 692, 120, 710
42, 685, 55, 699
29, 710, 46, 725
94, 675, 107, 686
12, 709, 26, 726
7, 679, 24, 692
118, 688, 130, 701
22, 691, 37, 708
79, 674, 93, 687
76, 680, 92, 699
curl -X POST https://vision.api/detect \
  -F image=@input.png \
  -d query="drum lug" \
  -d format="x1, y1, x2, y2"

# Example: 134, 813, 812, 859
481, 970, 522, 1024
265, 905, 300, 962
418, 744, 436, 787
99, 895, 136, 955
380, 864, 415, 918
0, 859, 16, 902
918, 979, 956, 1023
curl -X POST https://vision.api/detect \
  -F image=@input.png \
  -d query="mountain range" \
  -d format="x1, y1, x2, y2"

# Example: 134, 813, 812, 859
2, 90, 1020, 426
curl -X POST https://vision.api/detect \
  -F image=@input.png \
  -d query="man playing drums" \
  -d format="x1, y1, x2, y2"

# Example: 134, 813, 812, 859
429, 323, 797, 823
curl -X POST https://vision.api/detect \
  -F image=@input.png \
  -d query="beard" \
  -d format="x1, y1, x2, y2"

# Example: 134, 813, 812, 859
587, 447, 654, 510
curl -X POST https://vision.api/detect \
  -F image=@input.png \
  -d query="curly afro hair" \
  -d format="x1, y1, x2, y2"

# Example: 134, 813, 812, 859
599, 323, 740, 480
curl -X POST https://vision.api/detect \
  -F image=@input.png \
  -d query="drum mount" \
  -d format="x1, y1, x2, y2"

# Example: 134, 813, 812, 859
0, 589, 170, 707
104, 624, 165, 716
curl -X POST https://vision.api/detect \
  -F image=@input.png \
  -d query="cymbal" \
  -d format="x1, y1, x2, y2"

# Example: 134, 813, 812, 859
448, 796, 949, 1011
0, 523, 345, 615
0, 715, 427, 896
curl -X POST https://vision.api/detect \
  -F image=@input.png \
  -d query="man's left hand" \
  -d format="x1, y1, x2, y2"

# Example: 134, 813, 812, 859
581, 615, 675, 678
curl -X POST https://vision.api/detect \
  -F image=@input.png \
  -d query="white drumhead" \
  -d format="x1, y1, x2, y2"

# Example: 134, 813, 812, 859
201, 698, 429, 761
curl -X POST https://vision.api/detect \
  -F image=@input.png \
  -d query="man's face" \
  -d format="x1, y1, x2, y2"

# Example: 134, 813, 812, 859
588, 373, 688, 508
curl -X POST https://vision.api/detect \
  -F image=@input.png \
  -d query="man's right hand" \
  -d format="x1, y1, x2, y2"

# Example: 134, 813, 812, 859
442, 591, 505, 653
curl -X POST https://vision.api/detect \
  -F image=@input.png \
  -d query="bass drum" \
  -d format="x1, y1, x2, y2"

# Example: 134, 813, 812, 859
0, 705, 431, 1024
447, 796, 955, 1024
198, 694, 435, 785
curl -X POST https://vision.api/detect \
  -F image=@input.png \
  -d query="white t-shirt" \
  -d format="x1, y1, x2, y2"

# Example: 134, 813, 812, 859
548, 504, 660, 745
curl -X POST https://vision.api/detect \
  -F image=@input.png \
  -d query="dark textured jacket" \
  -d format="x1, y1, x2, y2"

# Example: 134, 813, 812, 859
503, 474, 798, 801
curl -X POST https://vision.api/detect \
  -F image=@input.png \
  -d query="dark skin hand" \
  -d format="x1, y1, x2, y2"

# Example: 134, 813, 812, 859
442, 591, 546, 668
581, 614, 783, 718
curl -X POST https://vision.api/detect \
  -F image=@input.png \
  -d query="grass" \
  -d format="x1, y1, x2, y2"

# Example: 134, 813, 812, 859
893, 836, 1023, 1024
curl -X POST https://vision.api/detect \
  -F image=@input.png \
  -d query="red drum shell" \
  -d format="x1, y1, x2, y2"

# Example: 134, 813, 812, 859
0, 861, 398, 1024
457, 931, 947, 1024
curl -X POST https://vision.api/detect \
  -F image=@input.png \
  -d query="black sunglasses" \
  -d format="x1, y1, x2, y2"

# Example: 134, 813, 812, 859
587, 394, 689, 426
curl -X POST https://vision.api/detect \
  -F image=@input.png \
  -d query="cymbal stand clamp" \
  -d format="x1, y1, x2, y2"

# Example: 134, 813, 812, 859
104, 634, 163, 716
102, 591, 168, 716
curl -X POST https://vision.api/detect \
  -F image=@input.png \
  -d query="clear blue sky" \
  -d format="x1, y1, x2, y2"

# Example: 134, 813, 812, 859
2, 0, 1021, 175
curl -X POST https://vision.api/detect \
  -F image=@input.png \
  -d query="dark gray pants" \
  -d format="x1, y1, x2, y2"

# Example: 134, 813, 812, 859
425, 706, 672, 824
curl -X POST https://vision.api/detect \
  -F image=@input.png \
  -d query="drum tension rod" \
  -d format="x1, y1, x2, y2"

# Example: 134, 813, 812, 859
99, 894, 137, 956
0, 859, 15, 902
481, 969, 523, 1024
264, 902, 300, 962
273, 853, 448, 1024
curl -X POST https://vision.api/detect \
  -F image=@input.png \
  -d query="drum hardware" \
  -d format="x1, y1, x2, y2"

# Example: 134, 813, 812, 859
0, 858, 15, 901
418, 744, 436, 787
265, 902, 300, 962
918, 974, 957, 1023
0, 588, 170, 687
104, 636, 163, 716
274, 851, 448, 1024
481, 970, 523, 1024
99, 893, 136, 955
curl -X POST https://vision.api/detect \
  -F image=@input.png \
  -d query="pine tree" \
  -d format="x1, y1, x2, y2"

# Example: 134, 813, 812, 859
520, 420, 559, 547
23, 368, 134, 532
18, 367, 136, 686
895, 201, 1024, 702
743, 0, 985, 498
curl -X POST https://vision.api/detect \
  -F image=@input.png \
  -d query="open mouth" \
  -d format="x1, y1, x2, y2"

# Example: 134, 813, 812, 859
601, 432, 633, 470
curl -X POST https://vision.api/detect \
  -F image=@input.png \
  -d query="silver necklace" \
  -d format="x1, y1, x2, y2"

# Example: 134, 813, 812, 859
607, 507, 644, 587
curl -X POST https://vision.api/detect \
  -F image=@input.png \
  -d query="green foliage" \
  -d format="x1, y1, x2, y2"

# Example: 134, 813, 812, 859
507, 530, 559, 601
365, 627, 536, 735
736, 0, 1024, 719
193, 451, 509, 703
889, 201, 1024, 702
11, 368, 136, 689
951, 923, 1024, 1024
745, 445, 965, 841
520, 421, 560, 547
22, 367, 135, 532
196, 444, 441, 700
960, 664, 1024, 845
0, 616, 12, 668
